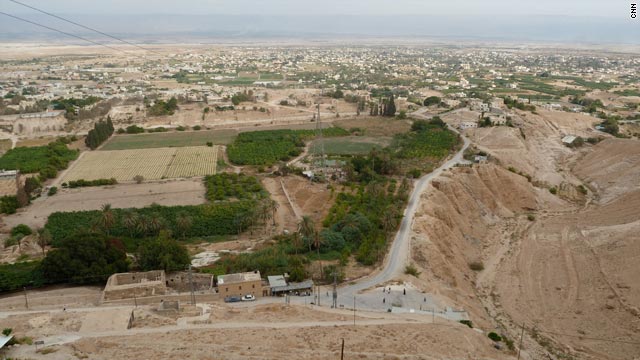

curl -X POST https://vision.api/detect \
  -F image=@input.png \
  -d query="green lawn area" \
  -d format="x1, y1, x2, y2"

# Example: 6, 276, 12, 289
313, 136, 391, 155
100, 129, 238, 150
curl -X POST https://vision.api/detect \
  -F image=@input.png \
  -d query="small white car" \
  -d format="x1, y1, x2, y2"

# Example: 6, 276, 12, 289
241, 294, 256, 301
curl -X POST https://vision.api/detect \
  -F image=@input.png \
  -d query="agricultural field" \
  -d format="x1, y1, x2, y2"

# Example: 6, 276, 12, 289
313, 136, 392, 155
227, 127, 349, 166
0, 140, 78, 174
62, 146, 218, 183
101, 129, 237, 150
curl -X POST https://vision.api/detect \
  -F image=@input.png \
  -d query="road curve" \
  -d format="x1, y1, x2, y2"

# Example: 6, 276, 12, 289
340, 111, 470, 299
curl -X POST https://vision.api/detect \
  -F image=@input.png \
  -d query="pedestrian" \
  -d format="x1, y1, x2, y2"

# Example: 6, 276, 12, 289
383, 298, 386, 304
403, 288, 406, 295
423, 297, 426, 302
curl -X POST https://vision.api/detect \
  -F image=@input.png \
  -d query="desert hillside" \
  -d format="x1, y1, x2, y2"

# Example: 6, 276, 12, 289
410, 120, 640, 359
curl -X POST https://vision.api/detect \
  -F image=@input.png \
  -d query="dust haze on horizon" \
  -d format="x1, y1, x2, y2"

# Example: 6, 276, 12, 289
0, 0, 637, 44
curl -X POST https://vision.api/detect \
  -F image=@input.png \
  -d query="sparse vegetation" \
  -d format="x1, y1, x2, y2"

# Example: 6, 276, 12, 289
469, 261, 484, 271
488, 332, 503, 342
404, 264, 421, 277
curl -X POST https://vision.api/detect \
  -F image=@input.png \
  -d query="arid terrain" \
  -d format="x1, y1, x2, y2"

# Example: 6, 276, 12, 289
1, 38, 639, 360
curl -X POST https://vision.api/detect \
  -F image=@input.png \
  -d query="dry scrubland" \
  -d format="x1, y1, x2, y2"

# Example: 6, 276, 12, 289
62, 146, 218, 182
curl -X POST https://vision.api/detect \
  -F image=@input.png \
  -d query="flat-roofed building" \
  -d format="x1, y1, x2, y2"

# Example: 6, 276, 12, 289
217, 271, 263, 298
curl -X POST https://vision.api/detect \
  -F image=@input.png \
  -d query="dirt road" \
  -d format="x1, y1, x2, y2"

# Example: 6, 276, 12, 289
338, 110, 470, 307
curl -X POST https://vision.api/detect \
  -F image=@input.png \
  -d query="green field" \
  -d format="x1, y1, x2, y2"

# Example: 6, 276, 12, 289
313, 136, 391, 155
101, 129, 238, 150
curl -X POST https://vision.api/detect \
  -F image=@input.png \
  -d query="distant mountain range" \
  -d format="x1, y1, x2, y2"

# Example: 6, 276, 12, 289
0, 14, 636, 44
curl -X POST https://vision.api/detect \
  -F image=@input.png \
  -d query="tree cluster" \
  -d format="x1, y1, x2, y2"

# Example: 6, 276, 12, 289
147, 97, 178, 116
85, 116, 115, 150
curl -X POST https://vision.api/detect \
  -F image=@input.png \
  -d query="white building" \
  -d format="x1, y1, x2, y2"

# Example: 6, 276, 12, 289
459, 121, 478, 130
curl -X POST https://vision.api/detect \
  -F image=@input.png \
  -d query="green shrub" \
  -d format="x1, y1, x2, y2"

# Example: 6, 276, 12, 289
488, 332, 502, 342
549, 187, 558, 195
0, 196, 19, 214
407, 169, 421, 178
0, 261, 44, 292
11, 224, 32, 237
459, 320, 473, 328
67, 178, 117, 188
47, 186, 58, 196
527, 214, 535, 221
404, 264, 421, 277
125, 125, 145, 134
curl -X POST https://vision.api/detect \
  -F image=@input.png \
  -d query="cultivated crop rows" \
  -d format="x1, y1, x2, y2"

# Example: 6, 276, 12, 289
63, 146, 218, 182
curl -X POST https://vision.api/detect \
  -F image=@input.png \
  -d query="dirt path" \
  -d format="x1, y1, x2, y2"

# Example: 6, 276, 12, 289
261, 177, 298, 233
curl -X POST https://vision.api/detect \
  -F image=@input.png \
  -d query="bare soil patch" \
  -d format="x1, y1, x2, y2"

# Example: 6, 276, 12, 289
2, 179, 206, 230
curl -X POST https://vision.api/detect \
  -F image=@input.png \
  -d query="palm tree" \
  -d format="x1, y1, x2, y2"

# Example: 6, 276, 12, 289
122, 210, 139, 238
136, 215, 149, 237
99, 204, 115, 235
36, 228, 52, 256
291, 232, 301, 255
269, 199, 279, 226
313, 231, 323, 256
175, 213, 193, 239
147, 213, 163, 237
258, 200, 272, 234
298, 216, 315, 253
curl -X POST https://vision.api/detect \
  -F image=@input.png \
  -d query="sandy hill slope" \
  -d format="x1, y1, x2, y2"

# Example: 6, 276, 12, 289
410, 115, 640, 359
573, 138, 640, 203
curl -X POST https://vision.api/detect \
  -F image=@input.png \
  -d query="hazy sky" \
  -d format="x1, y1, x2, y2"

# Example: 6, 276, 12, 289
1, 0, 622, 17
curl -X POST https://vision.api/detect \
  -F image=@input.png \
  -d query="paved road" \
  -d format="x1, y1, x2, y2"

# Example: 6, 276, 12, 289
338, 110, 470, 303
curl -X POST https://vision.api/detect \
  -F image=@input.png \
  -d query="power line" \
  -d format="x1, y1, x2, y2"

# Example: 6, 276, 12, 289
0, 11, 146, 60
7, 0, 163, 56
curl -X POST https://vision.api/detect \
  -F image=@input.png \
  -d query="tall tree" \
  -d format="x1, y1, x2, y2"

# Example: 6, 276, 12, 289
175, 212, 193, 239
122, 210, 139, 238
36, 228, 52, 256
385, 95, 396, 117
136, 232, 190, 272
298, 216, 316, 252
269, 199, 279, 226
98, 203, 115, 235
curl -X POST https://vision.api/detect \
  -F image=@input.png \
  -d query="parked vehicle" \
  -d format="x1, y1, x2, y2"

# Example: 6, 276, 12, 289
241, 294, 256, 301
224, 296, 242, 303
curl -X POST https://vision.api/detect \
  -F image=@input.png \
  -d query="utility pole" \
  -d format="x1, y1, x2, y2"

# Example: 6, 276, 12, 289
332, 272, 337, 308
517, 322, 525, 360
340, 338, 344, 360
188, 265, 195, 305
23, 287, 28, 309
353, 296, 356, 325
